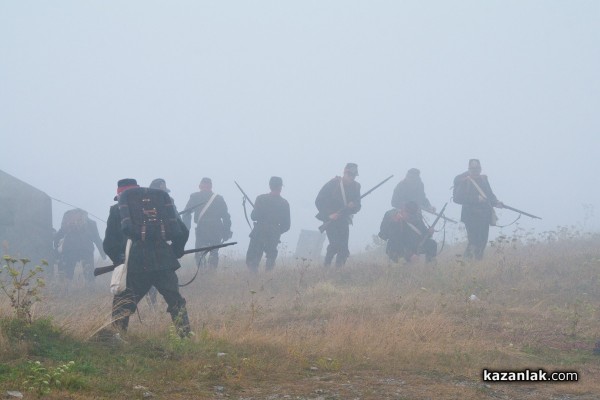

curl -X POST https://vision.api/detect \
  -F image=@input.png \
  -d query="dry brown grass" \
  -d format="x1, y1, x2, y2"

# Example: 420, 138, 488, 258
2, 231, 600, 398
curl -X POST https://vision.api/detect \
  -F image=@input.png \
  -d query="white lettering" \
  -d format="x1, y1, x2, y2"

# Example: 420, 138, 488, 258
482, 369, 577, 382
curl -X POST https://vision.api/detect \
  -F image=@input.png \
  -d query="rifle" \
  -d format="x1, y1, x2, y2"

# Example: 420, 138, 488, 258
318, 174, 394, 233
234, 181, 255, 208
422, 207, 457, 224
501, 204, 542, 220
234, 181, 255, 229
93, 242, 237, 277
418, 203, 447, 248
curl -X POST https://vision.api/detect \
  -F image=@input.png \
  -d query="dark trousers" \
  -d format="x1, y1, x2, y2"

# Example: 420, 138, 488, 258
246, 235, 279, 272
58, 249, 94, 281
195, 227, 222, 268
112, 269, 190, 336
324, 220, 350, 267
421, 239, 437, 262
464, 219, 490, 260
386, 238, 437, 263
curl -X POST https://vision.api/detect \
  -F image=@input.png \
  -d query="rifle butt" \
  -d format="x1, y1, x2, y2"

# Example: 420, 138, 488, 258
93, 265, 116, 277
318, 221, 330, 233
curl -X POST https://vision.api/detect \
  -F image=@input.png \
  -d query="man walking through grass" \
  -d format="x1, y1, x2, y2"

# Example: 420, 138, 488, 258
103, 178, 192, 338
181, 177, 232, 269
315, 163, 362, 267
453, 159, 503, 260
245, 176, 290, 272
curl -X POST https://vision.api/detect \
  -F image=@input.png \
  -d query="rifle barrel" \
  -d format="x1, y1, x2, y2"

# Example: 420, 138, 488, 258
94, 242, 238, 277
182, 242, 237, 254
422, 208, 457, 224
359, 175, 394, 199
234, 181, 255, 208
417, 203, 447, 248
502, 204, 541, 220
318, 175, 393, 233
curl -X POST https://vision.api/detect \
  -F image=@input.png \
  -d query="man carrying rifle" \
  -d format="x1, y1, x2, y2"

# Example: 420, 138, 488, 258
315, 163, 361, 267
103, 179, 191, 338
453, 159, 504, 260
378, 201, 437, 263
181, 178, 232, 269
245, 176, 290, 272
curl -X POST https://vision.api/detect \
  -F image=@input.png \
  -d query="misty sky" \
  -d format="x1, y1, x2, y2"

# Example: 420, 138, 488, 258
1, 1, 599, 258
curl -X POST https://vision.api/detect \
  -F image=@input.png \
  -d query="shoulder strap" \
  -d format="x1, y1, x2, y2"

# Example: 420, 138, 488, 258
405, 221, 423, 236
197, 193, 217, 222
467, 176, 487, 200
339, 178, 348, 206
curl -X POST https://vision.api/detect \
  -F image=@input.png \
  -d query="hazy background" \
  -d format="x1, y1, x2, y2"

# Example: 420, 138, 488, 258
1, 1, 598, 259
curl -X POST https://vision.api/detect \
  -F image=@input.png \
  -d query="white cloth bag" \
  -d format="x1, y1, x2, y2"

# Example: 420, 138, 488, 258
110, 239, 132, 295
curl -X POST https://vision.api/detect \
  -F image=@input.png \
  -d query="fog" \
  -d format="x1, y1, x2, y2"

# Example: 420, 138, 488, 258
1, 1, 599, 258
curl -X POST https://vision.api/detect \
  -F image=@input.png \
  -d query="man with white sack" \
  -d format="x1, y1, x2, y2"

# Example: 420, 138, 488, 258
103, 178, 191, 338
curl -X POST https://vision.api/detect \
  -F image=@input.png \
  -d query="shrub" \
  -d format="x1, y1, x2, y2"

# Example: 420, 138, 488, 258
0, 256, 47, 323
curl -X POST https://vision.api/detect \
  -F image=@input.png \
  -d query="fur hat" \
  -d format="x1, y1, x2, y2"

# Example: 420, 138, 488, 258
115, 178, 138, 200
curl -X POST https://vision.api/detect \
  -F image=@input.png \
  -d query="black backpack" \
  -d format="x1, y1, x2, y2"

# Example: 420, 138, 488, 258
118, 187, 182, 241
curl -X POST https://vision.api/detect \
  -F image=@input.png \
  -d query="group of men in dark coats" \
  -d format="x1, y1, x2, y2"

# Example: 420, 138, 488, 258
377, 158, 503, 263
92, 158, 502, 339
314, 159, 503, 267
100, 176, 291, 338
312, 160, 501, 268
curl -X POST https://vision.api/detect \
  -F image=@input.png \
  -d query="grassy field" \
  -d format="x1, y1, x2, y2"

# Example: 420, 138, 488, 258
1, 229, 600, 399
